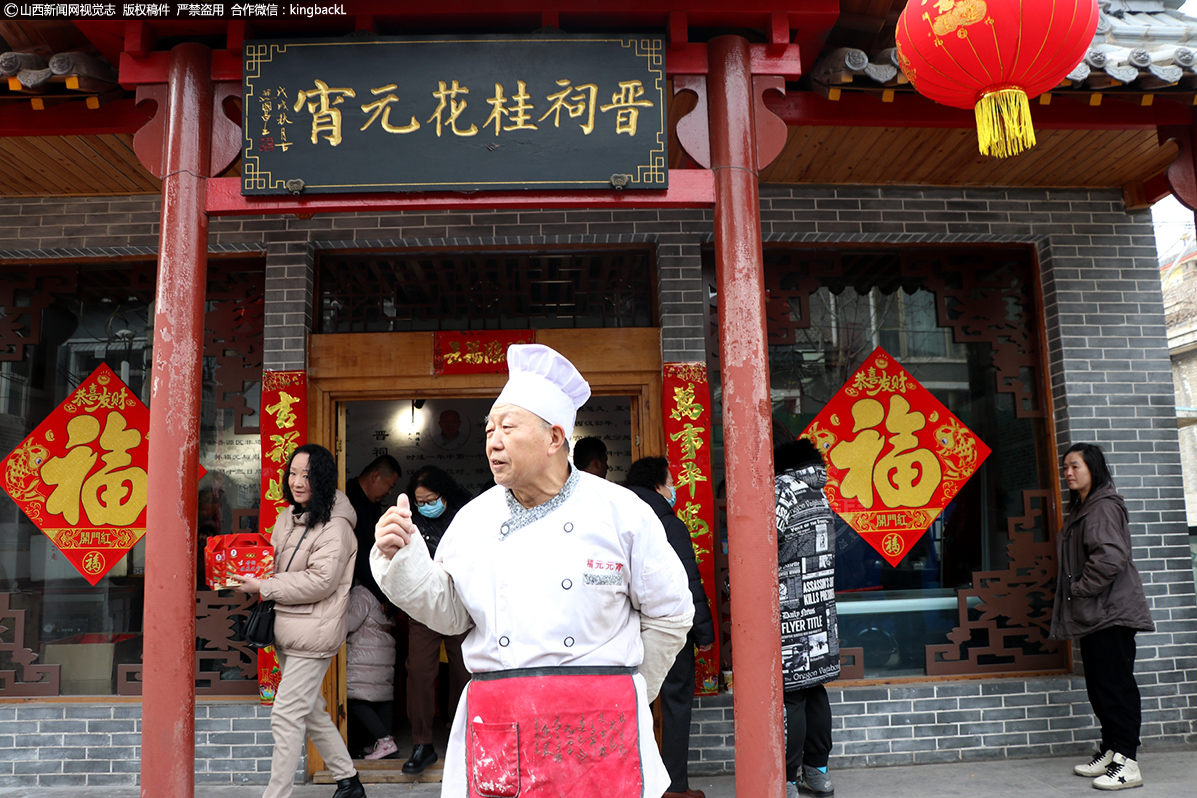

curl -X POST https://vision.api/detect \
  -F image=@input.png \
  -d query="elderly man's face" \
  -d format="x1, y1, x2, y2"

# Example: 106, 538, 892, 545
486, 404, 554, 489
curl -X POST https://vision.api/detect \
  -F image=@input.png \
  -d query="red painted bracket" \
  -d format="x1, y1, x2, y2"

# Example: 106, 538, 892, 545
133, 81, 241, 179
1159, 122, 1197, 211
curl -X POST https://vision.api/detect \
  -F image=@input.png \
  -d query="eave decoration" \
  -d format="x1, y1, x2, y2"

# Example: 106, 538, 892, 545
895, 0, 1100, 158
802, 348, 991, 567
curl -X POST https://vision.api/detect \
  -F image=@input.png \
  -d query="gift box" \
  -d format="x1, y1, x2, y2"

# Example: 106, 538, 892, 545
204, 533, 274, 589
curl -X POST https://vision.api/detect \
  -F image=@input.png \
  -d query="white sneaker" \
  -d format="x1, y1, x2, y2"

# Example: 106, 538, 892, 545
364, 735, 398, 760
1075, 748, 1115, 777
1093, 754, 1143, 791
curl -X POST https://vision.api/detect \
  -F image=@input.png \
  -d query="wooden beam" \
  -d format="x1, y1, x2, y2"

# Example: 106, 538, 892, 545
1124, 170, 1171, 210
766, 91, 1193, 130
204, 169, 715, 216
119, 50, 242, 87
666, 42, 803, 77
0, 98, 152, 136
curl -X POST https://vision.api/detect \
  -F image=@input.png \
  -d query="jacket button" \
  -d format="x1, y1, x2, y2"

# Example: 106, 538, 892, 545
499, 636, 510, 647
564, 637, 575, 647
563, 522, 574, 533
562, 579, 572, 590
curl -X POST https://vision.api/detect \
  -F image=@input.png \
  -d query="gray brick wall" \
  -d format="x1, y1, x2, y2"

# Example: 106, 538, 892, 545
1, 184, 1195, 785
0, 701, 295, 788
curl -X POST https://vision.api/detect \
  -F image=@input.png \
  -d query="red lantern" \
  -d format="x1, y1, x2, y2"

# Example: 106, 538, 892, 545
896, 0, 1099, 158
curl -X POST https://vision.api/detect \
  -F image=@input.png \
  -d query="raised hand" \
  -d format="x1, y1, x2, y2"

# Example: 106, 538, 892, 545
375, 492, 418, 559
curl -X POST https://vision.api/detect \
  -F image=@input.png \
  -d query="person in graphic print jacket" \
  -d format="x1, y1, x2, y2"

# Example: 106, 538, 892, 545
774, 438, 840, 798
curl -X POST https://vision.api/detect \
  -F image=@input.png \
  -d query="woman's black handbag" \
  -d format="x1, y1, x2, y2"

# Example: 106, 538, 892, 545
240, 520, 310, 650
244, 599, 276, 649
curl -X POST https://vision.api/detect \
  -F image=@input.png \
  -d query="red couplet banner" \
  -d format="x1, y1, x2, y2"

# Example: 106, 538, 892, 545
257, 368, 308, 706
259, 370, 308, 536
662, 362, 720, 696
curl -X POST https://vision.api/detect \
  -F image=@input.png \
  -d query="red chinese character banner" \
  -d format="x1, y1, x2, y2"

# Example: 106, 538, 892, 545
433, 330, 535, 375
802, 348, 991, 567
257, 369, 307, 706
662, 362, 720, 696
1, 365, 153, 584
259, 370, 307, 536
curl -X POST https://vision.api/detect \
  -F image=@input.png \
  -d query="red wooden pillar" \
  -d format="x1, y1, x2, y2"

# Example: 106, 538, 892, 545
141, 42, 213, 798
707, 35, 786, 798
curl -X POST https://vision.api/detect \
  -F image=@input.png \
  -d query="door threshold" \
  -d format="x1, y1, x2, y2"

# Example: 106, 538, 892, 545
314, 760, 445, 784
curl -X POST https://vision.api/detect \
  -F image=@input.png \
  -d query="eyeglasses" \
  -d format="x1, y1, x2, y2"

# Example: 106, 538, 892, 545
415, 495, 441, 506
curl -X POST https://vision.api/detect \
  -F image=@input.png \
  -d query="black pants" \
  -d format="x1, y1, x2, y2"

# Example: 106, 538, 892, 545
784, 684, 832, 781
660, 642, 696, 792
1079, 626, 1141, 760
348, 698, 393, 743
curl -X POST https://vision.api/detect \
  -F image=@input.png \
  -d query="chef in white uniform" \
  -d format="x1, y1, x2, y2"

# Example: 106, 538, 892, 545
371, 343, 694, 798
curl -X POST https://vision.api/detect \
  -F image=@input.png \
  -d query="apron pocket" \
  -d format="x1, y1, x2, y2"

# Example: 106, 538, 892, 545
471, 720, 520, 798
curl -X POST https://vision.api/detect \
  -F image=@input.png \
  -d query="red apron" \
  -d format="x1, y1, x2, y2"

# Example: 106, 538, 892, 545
465, 666, 644, 798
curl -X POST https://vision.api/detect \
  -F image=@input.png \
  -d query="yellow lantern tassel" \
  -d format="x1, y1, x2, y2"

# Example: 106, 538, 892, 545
974, 87, 1036, 159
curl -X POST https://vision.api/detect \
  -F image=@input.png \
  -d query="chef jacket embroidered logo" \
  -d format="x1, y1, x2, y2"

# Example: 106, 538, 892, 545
583, 558, 625, 585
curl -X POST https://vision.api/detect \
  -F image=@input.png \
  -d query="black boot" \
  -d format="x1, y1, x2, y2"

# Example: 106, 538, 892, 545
331, 773, 366, 798
402, 743, 438, 774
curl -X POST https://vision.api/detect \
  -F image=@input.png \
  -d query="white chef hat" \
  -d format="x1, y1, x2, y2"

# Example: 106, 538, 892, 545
494, 344, 591, 436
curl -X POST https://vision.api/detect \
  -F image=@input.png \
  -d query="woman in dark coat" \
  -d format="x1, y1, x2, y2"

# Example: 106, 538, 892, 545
625, 456, 716, 798
1050, 443, 1154, 791
400, 465, 474, 775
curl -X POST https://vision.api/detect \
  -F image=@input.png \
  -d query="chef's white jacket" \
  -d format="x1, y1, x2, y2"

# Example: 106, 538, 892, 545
372, 468, 694, 797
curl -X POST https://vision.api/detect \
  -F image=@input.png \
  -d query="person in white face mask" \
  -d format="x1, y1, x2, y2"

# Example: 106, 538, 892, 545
399, 465, 474, 775
372, 344, 693, 798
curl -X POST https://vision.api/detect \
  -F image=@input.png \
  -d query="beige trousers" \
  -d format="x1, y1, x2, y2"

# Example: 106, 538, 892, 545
263, 650, 356, 798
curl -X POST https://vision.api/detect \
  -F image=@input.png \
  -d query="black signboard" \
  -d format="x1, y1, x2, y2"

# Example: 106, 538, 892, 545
242, 35, 667, 195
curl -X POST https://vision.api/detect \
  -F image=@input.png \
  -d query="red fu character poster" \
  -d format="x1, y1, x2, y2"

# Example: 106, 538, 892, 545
0, 364, 202, 585
802, 348, 991, 567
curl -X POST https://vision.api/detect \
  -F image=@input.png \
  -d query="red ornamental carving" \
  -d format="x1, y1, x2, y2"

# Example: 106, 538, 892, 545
802, 348, 991, 567
0, 364, 202, 585
896, 0, 1099, 158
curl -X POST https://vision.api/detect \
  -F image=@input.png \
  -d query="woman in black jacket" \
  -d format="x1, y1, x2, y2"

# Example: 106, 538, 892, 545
1051, 443, 1153, 790
626, 456, 715, 798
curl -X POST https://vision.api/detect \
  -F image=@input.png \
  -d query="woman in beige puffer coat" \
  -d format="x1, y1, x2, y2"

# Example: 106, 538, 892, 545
232, 444, 365, 798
